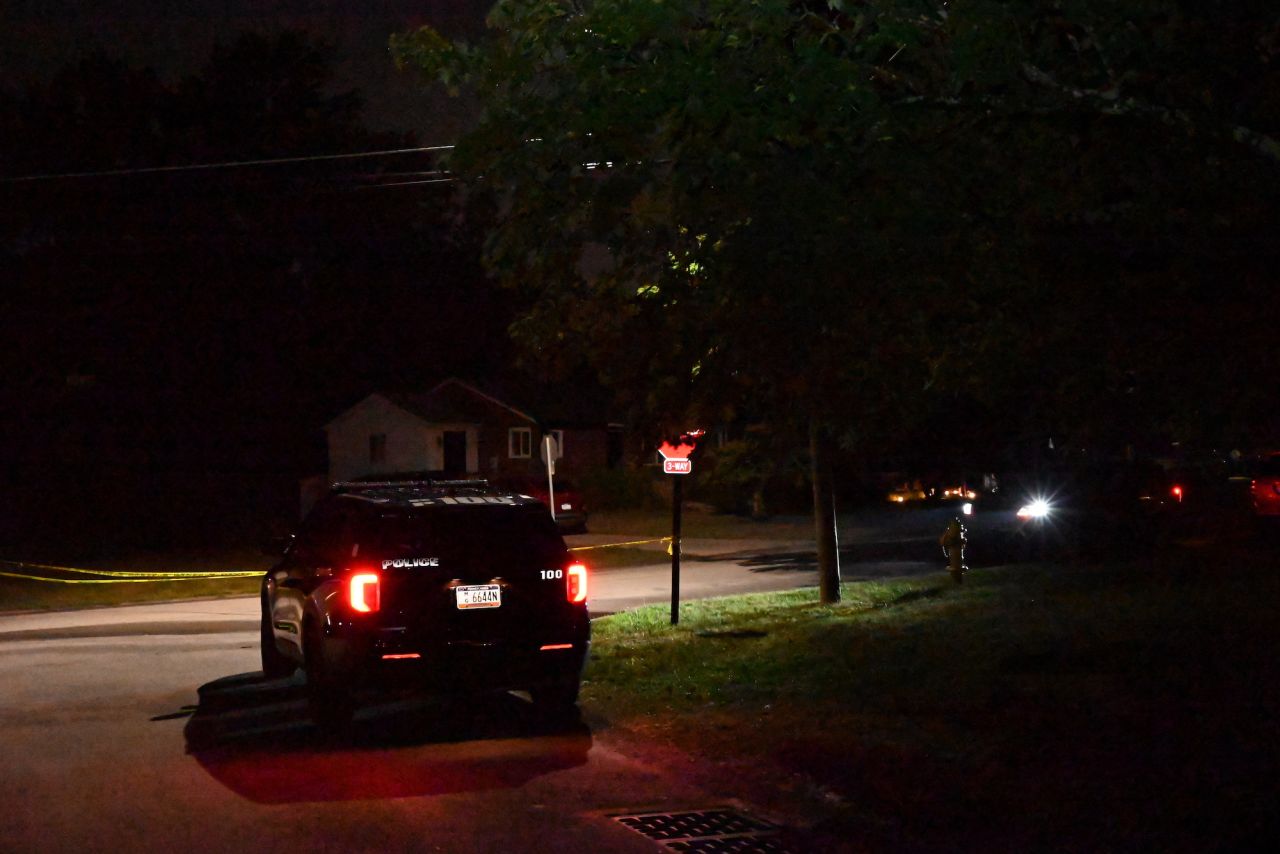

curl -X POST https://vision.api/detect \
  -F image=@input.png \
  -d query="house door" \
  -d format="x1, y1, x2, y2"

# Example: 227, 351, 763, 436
442, 431, 467, 474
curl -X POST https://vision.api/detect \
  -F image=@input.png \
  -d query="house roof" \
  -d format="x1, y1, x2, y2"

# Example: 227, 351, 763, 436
385, 379, 539, 426
459, 375, 618, 428
328, 376, 616, 431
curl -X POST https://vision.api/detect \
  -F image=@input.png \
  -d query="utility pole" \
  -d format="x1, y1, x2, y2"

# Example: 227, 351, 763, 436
811, 421, 841, 604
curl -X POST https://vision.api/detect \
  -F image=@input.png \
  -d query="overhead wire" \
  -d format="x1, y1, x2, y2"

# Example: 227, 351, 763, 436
358, 177, 457, 189
0, 143, 456, 184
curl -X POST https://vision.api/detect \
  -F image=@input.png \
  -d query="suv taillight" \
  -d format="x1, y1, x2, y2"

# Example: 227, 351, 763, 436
349, 571, 381, 613
567, 562, 588, 604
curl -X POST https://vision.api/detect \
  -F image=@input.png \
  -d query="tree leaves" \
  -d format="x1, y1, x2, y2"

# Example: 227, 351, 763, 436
397, 0, 1280, 453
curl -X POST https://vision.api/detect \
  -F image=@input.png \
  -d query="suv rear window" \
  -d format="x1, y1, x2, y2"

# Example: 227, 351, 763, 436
372, 505, 566, 564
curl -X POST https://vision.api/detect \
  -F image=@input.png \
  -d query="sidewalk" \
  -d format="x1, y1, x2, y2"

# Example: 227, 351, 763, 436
0, 596, 257, 636
567, 532, 808, 560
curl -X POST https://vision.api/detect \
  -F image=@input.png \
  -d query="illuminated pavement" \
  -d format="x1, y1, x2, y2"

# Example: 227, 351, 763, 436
0, 622, 713, 852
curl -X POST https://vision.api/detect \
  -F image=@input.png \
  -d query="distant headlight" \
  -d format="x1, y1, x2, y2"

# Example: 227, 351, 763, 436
1017, 499, 1051, 519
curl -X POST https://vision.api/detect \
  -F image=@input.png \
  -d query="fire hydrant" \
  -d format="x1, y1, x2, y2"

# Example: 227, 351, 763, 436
940, 517, 969, 584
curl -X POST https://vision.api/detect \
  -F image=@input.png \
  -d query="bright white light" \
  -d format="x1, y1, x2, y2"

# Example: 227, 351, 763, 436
962, 502, 973, 516
1017, 499, 1051, 519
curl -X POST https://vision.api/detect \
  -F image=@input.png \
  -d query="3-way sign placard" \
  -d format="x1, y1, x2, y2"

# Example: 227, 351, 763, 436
658, 440, 695, 475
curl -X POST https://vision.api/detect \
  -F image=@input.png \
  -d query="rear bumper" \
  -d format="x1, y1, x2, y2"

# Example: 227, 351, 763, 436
1252, 494, 1280, 515
317, 627, 589, 694
376, 640, 590, 693
552, 511, 588, 532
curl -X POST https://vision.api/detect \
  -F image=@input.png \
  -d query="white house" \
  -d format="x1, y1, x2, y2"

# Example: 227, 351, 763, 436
322, 378, 619, 484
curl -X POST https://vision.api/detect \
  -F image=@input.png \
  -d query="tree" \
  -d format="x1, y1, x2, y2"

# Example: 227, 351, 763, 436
396, 1, 1280, 599
396, 0, 971, 601
935, 1, 1280, 455
0, 33, 497, 548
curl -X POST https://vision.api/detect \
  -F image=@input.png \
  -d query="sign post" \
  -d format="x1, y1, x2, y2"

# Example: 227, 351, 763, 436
670, 475, 682, 624
658, 432, 702, 625
541, 434, 558, 523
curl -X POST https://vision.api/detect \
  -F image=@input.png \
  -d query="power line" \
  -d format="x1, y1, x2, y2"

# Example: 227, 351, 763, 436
360, 177, 458, 189
1, 144, 456, 184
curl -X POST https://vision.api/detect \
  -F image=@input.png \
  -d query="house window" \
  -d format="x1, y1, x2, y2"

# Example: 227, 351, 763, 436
509, 427, 532, 459
369, 433, 387, 464
546, 429, 565, 460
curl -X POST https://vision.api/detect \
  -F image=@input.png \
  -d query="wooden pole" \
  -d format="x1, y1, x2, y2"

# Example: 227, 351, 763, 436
811, 421, 841, 604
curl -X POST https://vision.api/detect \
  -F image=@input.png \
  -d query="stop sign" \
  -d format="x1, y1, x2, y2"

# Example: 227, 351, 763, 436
658, 439, 696, 475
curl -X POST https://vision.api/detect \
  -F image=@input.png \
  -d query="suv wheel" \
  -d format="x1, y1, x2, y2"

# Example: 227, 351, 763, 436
304, 620, 354, 734
531, 680, 581, 717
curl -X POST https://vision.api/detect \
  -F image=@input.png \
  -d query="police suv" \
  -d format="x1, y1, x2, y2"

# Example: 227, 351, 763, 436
260, 480, 590, 729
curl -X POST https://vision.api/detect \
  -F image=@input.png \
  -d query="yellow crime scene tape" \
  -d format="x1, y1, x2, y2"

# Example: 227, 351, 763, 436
568, 537, 671, 552
1, 536, 672, 583
0, 570, 258, 585
0, 558, 262, 584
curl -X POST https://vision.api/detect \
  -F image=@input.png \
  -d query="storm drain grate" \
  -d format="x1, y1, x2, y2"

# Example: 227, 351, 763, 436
610, 808, 791, 852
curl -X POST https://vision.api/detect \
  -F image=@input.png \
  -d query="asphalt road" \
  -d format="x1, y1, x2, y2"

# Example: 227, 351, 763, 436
0, 512, 967, 853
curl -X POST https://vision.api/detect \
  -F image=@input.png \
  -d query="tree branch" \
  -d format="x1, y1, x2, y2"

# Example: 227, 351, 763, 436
1021, 62, 1280, 167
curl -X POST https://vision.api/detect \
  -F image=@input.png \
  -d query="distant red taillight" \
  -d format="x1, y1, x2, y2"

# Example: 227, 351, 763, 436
349, 571, 381, 613
1171, 485, 1184, 502
566, 562, 588, 604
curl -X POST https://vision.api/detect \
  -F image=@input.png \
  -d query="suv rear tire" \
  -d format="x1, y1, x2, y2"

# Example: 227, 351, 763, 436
304, 620, 355, 734
531, 680, 581, 715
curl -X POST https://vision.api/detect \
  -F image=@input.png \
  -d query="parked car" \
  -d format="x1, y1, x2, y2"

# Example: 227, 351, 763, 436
1249, 453, 1280, 516
261, 478, 590, 731
886, 478, 979, 507
495, 474, 589, 533
1000, 461, 1184, 558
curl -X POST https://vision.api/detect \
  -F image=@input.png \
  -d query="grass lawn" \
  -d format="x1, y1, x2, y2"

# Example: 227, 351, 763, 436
581, 545, 1280, 851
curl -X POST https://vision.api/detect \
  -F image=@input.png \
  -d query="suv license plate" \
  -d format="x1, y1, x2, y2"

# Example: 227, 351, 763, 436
456, 585, 501, 610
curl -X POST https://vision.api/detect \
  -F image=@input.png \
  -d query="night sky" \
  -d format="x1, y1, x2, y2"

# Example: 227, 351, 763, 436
2, 1, 492, 135
1, 2, 507, 549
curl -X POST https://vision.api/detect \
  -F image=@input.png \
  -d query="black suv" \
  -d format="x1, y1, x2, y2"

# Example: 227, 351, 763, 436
261, 480, 590, 729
